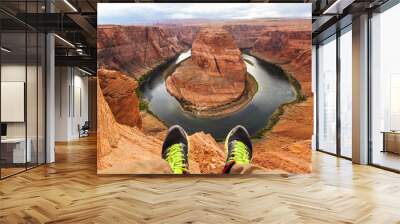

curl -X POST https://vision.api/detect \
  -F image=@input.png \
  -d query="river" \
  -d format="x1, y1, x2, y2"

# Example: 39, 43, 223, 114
139, 50, 295, 139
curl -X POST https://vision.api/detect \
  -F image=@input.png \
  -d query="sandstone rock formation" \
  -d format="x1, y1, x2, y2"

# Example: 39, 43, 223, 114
252, 30, 311, 65
157, 24, 200, 46
188, 132, 226, 174
97, 81, 171, 174
98, 77, 224, 174
140, 111, 168, 141
223, 24, 266, 49
251, 29, 312, 98
166, 27, 247, 111
249, 22, 313, 174
97, 25, 193, 80
97, 20, 311, 81
97, 69, 142, 128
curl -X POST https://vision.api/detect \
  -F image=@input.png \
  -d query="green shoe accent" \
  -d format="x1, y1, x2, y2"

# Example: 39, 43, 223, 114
165, 143, 186, 174
223, 125, 252, 173
227, 141, 250, 165
162, 125, 189, 174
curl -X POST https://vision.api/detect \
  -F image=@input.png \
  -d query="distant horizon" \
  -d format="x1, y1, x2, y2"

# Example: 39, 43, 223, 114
98, 17, 311, 27
98, 3, 311, 25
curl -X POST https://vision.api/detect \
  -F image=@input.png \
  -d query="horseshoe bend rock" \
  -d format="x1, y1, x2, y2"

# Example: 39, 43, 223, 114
166, 27, 247, 111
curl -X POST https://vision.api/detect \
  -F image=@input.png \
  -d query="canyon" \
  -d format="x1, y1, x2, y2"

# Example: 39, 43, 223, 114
97, 25, 198, 80
97, 19, 312, 174
97, 19, 309, 79
165, 27, 249, 113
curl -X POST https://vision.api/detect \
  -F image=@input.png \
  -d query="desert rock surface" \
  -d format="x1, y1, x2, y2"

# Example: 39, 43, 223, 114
97, 80, 170, 174
97, 73, 227, 174
250, 24, 313, 173
97, 25, 196, 80
166, 27, 247, 111
97, 68, 142, 128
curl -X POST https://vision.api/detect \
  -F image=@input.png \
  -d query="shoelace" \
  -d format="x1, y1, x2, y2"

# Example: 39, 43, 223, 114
165, 143, 186, 174
227, 141, 250, 165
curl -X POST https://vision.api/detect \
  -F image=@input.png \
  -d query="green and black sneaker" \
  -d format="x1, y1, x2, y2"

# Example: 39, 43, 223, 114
223, 125, 253, 174
162, 125, 189, 174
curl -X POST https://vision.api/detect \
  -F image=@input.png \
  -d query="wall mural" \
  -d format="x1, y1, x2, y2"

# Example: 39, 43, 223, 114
97, 3, 313, 174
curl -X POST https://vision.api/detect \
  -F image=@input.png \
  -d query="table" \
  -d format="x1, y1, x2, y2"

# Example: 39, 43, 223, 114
1, 138, 31, 164
382, 131, 400, 154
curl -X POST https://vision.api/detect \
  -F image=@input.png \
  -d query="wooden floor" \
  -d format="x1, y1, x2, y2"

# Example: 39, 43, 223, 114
1, 136, 400, 223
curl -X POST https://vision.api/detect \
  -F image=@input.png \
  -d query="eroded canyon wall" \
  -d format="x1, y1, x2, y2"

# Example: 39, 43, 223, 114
97, 69, 142, 128
97, 25, 198, 80
97, 19, 310, 80
249, 21, 313, 173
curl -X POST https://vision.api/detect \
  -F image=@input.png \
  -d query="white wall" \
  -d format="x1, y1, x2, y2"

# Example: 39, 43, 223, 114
72, 72, 89, 138
1, 64, 26, 144
55, 66, 70, 141
1, 64, 29, 138
54, 66, 89, 141
1, 63, 46, 164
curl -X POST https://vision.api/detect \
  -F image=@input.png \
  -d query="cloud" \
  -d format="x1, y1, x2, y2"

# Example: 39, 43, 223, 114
98, 3, 311, 25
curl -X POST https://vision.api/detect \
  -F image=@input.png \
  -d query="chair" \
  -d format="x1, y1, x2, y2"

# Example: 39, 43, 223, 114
79, 121, 90, 138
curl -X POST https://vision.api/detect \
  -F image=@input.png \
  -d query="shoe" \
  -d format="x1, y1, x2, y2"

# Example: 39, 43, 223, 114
223, 125, 252, 174
162, 125, 189, 174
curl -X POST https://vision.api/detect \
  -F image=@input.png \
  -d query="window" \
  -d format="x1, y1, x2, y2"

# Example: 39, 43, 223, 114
0, 2, 46, 179
339, 26, 352, 158
317, 35, 337, 154
370, 3, 400, 171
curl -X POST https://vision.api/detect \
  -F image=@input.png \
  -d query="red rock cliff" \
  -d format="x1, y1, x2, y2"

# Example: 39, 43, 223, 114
97, 25, 194, 80
223, 24, 266, 49
252, 30, 311, 65
165, 27, 247, 110
249, 23, 313, 173
97, 69, 142, 128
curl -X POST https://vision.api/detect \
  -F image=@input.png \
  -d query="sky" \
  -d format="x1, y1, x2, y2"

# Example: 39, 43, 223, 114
98, 3, 311, 25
